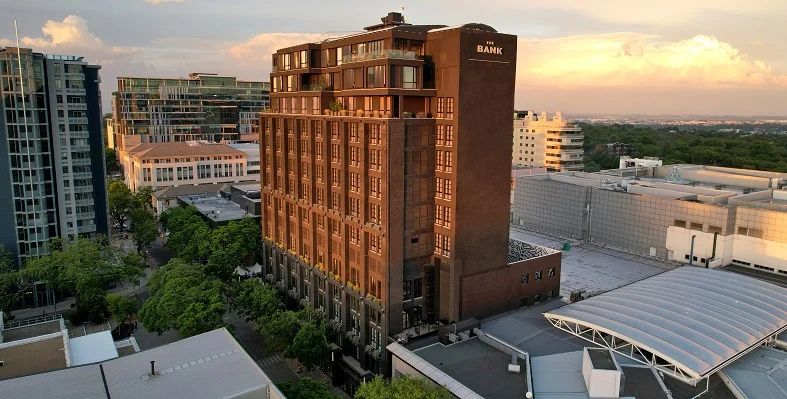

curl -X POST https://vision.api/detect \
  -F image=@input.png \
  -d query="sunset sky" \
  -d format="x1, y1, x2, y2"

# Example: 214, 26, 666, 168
2, 0, 786, 116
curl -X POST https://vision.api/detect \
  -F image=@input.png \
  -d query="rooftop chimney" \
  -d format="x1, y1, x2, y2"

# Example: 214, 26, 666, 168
150, 360, 156, 375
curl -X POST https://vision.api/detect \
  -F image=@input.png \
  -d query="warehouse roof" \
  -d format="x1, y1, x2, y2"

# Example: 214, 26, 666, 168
544, 267, 787, 385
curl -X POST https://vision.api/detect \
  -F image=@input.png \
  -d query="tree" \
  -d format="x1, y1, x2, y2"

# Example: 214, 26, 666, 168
0, 245, 35, 314
106, 293, 137, 324
108, 181, 135, 229
286, 322, 328, 371
232, 279, 282, 322
133, 186, 154, 213
257, 310, 301, 353
105, 148, 117, 170
355, 376, 450, 399
276, 378, 338, 399
205, 218, 262, 282
138, 258, 228, 337
160, 206, 210, 259
129, 208, 158, 255
24, 238, 145, 323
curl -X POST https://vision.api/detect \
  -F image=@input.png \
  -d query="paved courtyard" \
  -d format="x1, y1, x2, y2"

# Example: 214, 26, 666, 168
510, 228, 677, 298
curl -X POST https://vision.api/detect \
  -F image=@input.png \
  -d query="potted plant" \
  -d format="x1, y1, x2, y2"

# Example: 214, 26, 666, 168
384, 111, 391, 118
417, 112, 426, 118
426, 112, 433, 118
340, 109, 348, 116
373, 110, 380, 118
356, 109, 364, 117
324, 109, 331, 115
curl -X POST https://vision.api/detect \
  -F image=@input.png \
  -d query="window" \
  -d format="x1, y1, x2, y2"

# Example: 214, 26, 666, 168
316, 188, 324, 205
445, 97, 454, 119
370, 176, 381, 198
331, 144, 340, 163
437, 97, 445, 118
436, 178, 452, 200
350, 226, 360, 245
369, 235, 381, 254
436, 204, 451, 228
350, 146, 360, 167
535, 271, 542, 280
437, 125, 444, 146
548, 267, 555, 277
370, 125, 381, 145
315, 145, 323, 160
403, 281, 412, 300
331, 192, 340, 210
366, 65, 385, 88
331, 168, 340, 187
350, 197, 360, 217
413, 278, 422, 299
369, 149, 382, 170
316, 166, 324, 182
435, 233, 451, 257
402, 66, 418, 89
370, 203, 382, 224
349, 124, 359, 143
521, 274, 529, 284
349, 172, 360, 192
436, 150, 452, 172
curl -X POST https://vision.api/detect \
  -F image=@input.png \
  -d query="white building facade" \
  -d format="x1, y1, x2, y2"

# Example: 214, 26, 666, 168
513, 111, 583, 172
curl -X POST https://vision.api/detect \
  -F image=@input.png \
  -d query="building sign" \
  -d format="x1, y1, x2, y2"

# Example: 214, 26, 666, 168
477, 41, 503, 55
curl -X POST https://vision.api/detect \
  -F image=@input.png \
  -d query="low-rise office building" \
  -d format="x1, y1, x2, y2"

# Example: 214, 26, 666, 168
511, 164, 787, 275
513, 110, 583, 172
118, 138, 258, 192
619, 156, 663, 169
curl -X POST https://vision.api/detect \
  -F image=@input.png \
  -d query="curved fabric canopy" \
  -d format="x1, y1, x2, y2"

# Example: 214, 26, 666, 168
544, 267, 787, 384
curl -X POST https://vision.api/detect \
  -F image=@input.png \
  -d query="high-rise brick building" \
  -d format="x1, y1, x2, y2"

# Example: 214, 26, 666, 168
260, 12, 526, 388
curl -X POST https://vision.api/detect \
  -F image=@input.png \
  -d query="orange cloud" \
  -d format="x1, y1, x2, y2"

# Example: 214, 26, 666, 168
517, 33, 787, 89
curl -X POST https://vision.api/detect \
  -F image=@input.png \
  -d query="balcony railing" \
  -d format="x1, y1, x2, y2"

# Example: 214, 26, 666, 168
342, 49, 419, 64
301, 84, 335, 92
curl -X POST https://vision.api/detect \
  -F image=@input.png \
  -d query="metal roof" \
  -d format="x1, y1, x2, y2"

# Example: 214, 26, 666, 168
722, 346, 787, 399
544, 267, 787, 385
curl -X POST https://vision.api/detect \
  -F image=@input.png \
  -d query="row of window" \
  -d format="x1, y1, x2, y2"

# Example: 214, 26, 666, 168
521, 267, 557, 284
141, 163, 244, 182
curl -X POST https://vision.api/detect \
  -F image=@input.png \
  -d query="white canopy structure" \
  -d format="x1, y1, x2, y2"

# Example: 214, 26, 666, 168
544, 267, 787, 386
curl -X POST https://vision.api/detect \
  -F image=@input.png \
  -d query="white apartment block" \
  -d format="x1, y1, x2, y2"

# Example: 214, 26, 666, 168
118, 139, 258, 192
513, 111, 584, 172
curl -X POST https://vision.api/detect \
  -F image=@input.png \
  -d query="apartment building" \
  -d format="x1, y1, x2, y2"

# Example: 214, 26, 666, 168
118, 139, 256, 192
0, 47, 108, 263
513, 110, 584, 172
259, 12, 526, 387
110, 73, 270, 145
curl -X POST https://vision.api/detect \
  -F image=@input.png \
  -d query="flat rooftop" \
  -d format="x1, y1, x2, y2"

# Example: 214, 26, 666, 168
0, 336, 67, 380
179, 194, 253, 222
510, 228, 675, 298
414, 338, 528, 399
1, 319, 62, 342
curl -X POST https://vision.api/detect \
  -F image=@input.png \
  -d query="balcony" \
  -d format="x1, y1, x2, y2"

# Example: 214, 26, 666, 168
68, 117, 89, 125
342, 49, 419, 64
77, 225, 96, 234
300, 84, 335, 92
67, 103, 87, 111
66, 88, 86, 95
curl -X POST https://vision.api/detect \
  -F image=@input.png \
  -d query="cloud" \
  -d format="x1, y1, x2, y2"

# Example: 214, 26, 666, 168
228, 32, 324, 66
145, 0, 191, 4
488, 0, 787, 26
517, 33, 787, 89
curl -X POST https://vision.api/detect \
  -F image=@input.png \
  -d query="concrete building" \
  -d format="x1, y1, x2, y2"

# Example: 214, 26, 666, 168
513, 110, 583, 172
619, 156, 662, 169
511, 164, 787, 276
117, 139, 257, 192
595, 142, 634, 157
178, 183, 261, 225
0, 47, 109, 263
259, 12, 557, 388
228, 142, 261, 177
110, 73, 270, 146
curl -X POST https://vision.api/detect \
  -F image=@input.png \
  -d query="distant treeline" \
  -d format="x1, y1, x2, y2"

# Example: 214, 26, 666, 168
582, 123, 787, 173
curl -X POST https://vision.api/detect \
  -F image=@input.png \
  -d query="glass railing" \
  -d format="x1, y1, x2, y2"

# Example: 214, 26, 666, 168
301, 84, 335, 91
342, 50, 419, 64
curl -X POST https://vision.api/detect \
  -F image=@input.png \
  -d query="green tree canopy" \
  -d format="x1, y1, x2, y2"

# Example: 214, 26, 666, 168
160, 206, 210, 260
355, 376, 450, 399
130, 208, 158, 255
285, 322, 328, 371
106, 293, 137, 324
276, 377, 338, 399
232, 278, 282, 322
257, 310, 301, 353
108, 181, 135, 228
138, 258, 228, 337
24, 238, 145, 322
105, 148, 117, 170
133, 186, 155, 213
205, 218, 262, 281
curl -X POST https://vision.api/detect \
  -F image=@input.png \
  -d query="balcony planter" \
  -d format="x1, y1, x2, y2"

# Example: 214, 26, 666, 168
328, 319, 342, 332
265, 274, 275, 283
275, 280, 287, 291
288, 288, 298, 299
339, 110, 349, 116
324, 109, 331, 115
416, 112, 426, 118
373, 110, 380, 118
356, 109, 364, 117
346, 331, 361, 346
299, 298, 311, 308
384, 111, 391, 118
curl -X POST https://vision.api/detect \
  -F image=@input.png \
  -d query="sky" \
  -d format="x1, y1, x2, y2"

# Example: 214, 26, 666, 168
2, 0, 787, 116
